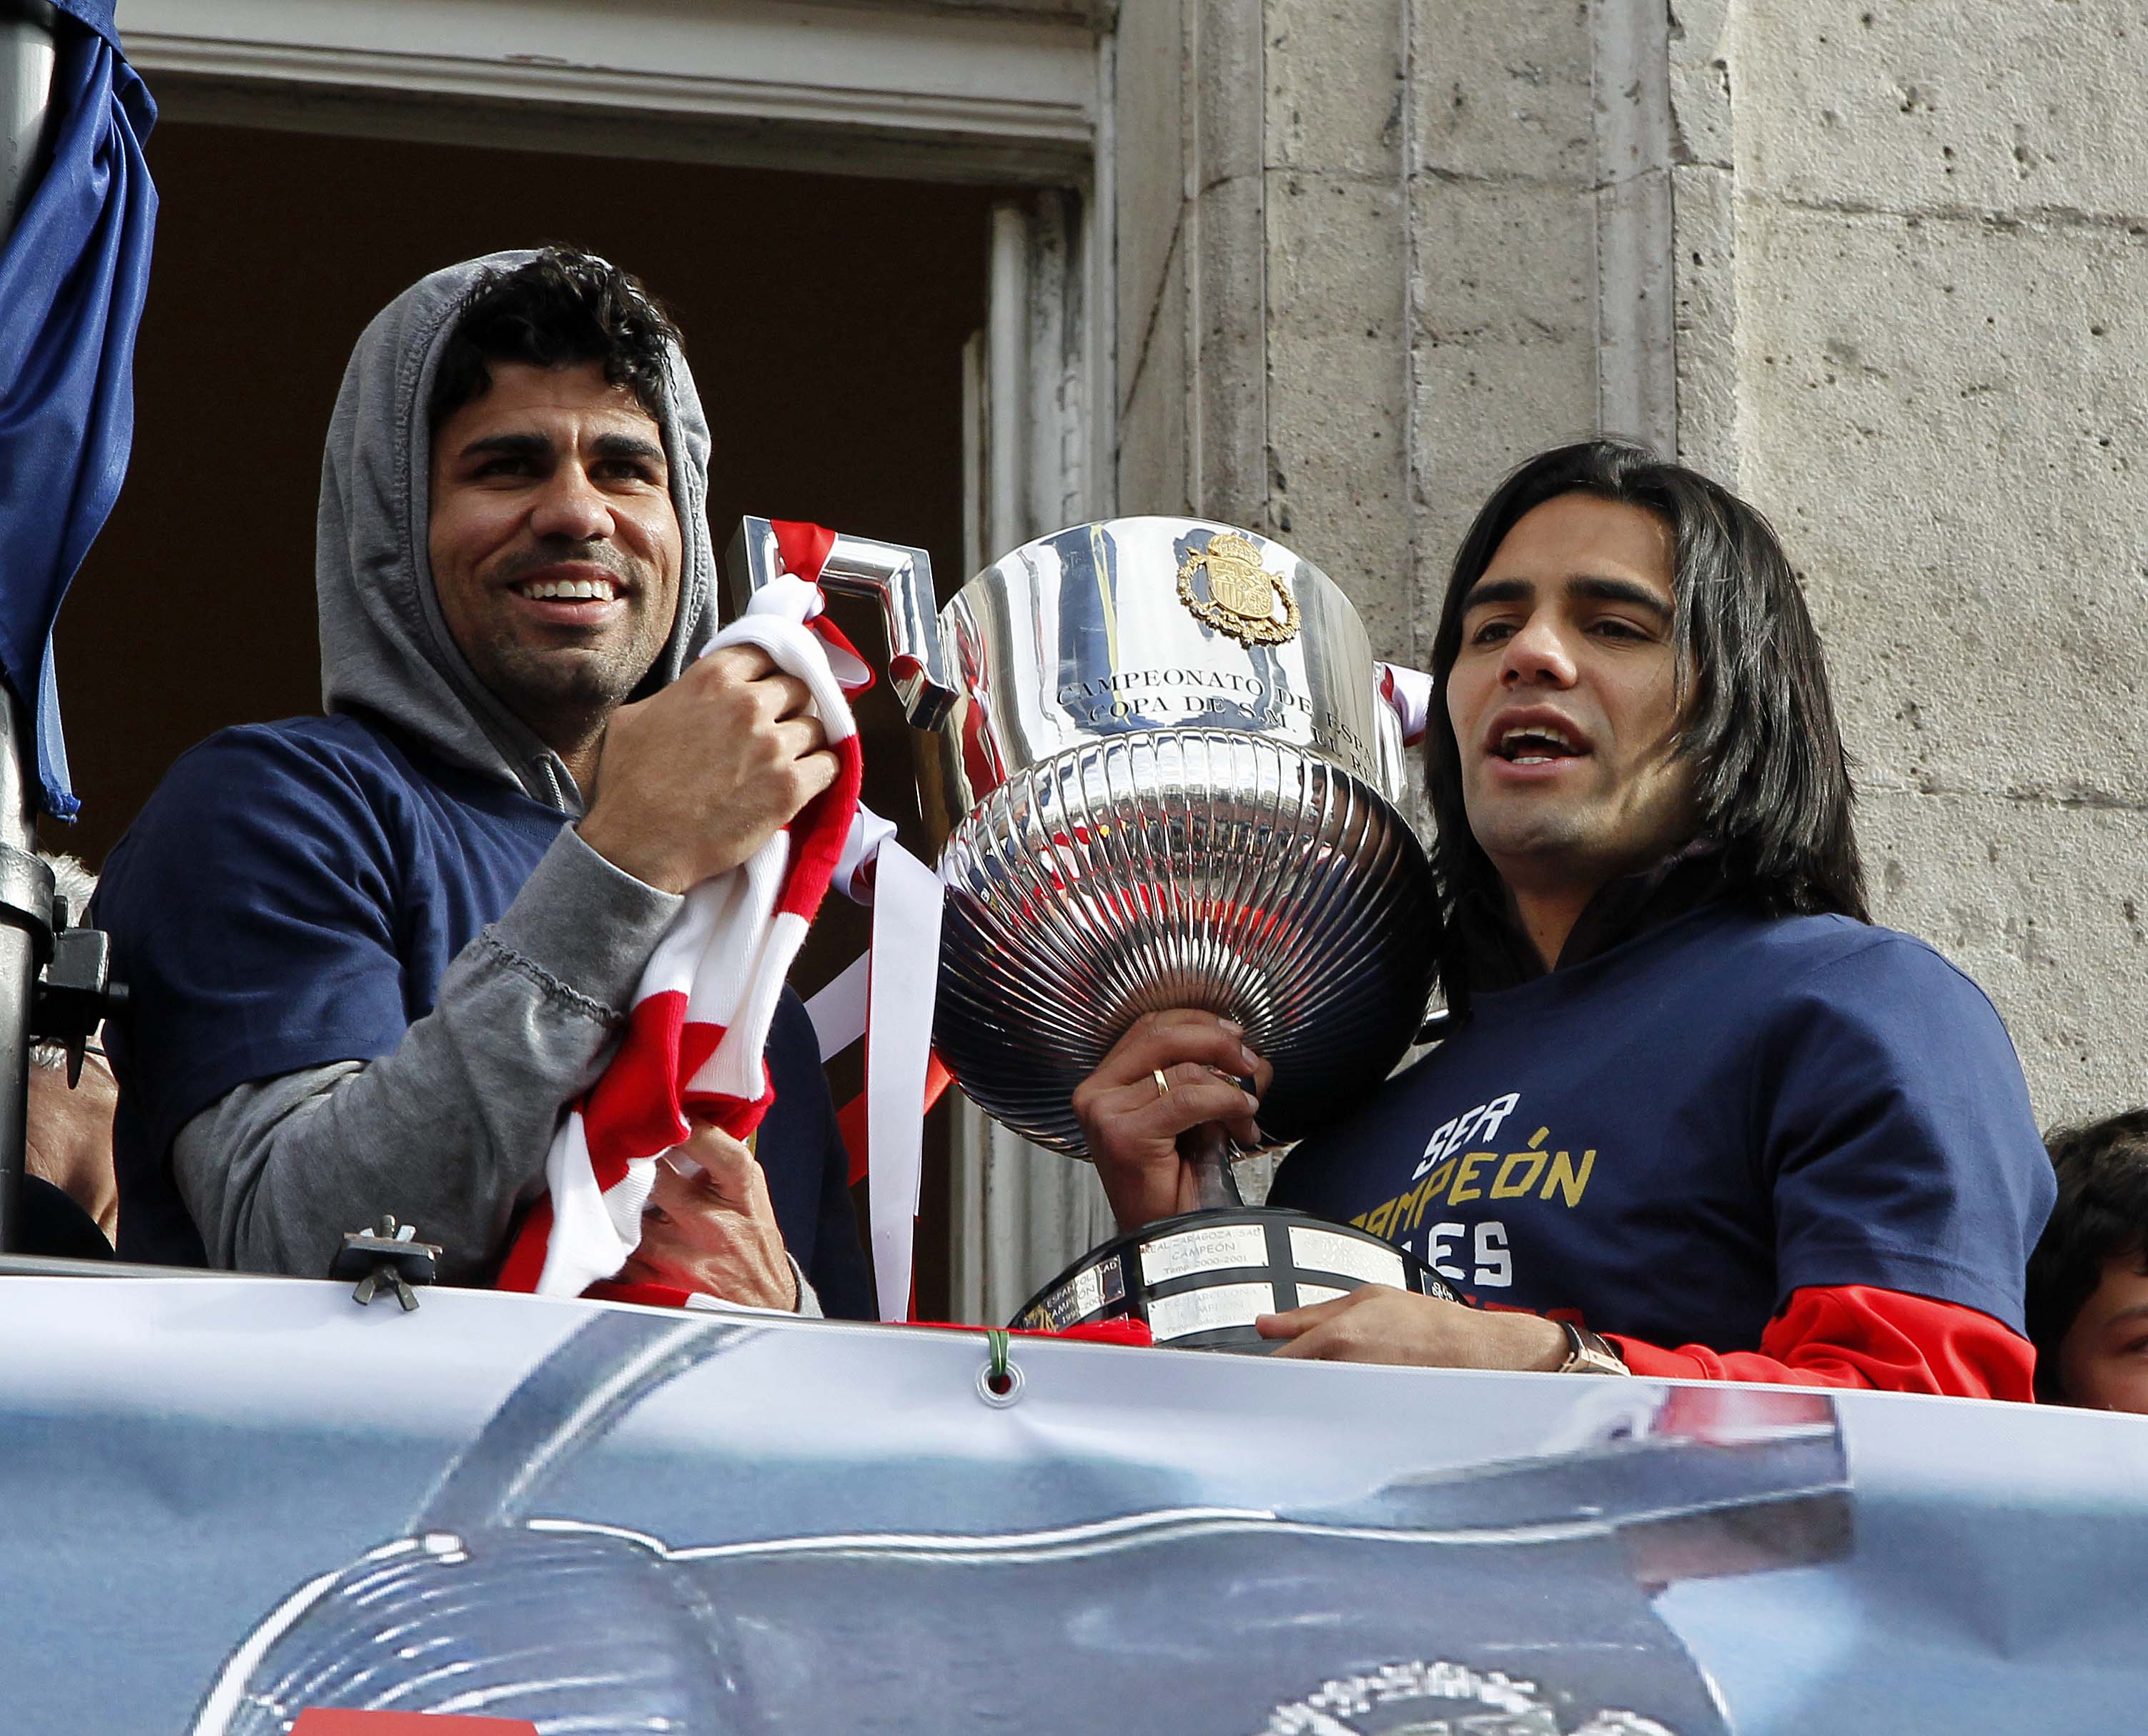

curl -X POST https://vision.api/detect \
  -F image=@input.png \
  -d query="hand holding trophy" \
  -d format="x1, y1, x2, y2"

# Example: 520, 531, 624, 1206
1069, 1008, 1272, 1226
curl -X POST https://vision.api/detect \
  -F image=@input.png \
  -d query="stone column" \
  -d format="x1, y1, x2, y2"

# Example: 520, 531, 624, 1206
1718, 3, 2148, 1123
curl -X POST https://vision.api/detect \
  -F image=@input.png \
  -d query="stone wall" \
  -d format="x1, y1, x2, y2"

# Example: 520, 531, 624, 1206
1115, 0, 2148, 1126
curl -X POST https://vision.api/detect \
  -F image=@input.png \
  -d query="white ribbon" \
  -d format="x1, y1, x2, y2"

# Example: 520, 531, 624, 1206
805, 810, 941, 1324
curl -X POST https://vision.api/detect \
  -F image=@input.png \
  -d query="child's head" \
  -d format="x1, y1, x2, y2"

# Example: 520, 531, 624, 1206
2028, 1110, 2148, 1410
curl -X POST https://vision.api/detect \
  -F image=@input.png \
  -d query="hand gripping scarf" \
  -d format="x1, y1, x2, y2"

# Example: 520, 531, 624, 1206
496, 527, 868, 1301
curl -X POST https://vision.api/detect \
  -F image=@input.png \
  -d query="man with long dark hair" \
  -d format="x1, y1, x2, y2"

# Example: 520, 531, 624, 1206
1078, 441, 2052, 1394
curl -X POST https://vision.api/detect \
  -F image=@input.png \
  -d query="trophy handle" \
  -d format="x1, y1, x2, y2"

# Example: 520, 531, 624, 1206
726, 516, 958, 730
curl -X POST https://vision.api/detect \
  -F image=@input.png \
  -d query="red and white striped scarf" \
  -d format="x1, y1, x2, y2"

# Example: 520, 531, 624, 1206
497, 527, 868, 1299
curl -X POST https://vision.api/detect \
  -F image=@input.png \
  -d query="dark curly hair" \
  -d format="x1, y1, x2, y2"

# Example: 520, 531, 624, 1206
1426, 440, 1869, 1012
427, 246, 683, 430
2027, 1110, 2148, 1401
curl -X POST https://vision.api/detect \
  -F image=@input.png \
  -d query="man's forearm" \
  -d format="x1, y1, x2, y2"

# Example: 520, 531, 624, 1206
173, 828, 680, 1281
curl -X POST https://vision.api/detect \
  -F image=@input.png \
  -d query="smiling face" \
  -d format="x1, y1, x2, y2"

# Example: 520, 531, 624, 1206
1444, 492, 1696, 903
2057, 1254, 2148, 1414
427, 359, 683, 758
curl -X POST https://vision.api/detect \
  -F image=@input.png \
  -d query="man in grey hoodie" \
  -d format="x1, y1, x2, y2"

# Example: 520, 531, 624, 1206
91, 248, 873, 1316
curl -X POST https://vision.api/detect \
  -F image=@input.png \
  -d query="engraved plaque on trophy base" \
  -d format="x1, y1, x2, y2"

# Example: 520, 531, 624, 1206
1014, 1209, 1460, 1354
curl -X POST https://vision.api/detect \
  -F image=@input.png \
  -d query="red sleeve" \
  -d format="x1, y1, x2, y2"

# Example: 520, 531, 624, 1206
1603, 1284, 2036, 1401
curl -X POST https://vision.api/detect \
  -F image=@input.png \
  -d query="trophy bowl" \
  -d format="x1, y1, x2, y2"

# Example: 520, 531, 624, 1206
936, 727, 1434, 1151
910, 516, 1437, 1156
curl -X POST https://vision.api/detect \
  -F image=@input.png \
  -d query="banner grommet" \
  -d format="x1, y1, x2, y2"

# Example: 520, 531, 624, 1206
977, 1331, 1024, 1408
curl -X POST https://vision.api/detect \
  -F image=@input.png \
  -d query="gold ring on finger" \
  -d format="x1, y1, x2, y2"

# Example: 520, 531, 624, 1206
1152, 1068, 1170, 1099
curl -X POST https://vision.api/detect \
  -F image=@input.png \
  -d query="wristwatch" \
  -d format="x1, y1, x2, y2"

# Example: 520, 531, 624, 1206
1555, 1319, 1630, 1375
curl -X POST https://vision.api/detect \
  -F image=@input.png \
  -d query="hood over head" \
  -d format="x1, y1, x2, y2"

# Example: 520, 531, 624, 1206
315, 249, 720, 812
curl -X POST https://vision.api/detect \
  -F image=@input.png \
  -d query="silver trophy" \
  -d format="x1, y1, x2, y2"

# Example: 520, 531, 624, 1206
729, 516, 1445, 1346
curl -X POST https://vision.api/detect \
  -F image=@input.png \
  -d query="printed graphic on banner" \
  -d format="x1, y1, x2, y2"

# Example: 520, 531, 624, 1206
1, 1277, 2143, 1735
190, 1311, 1854, 1735
1256, 1658, 1676, 1735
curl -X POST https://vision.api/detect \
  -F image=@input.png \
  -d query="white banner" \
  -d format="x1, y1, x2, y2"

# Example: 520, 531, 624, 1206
0, 1276, 2140, 1734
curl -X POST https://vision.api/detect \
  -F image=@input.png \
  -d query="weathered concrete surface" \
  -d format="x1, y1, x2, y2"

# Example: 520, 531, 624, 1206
1189, 0, 1272, 522
1735, 2, 2148, 219
1268, 171, 1410, 643
1591, 0, 1676, 452
1269, 0, 1407, 180
1860, 790, 2147, 1124
1112, 0, 1188, 513
1738, 202, 2148, 802
1262, 0, 1410, 644
1726, 5, 2148, 1125
1670, 159, 1740, 480
1117, 231, 1191, 517
1412, 0, 1593, 182
1190, 166, 1272, 517
1666, 0, 1738, 480
1665, 0, 1733, 172
1113, 0, 1183, 411
1408, 0, 1600, 666
1410, 177, 1598, 566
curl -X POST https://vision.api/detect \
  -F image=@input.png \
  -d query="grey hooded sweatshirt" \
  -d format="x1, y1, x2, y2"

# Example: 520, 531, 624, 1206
94, 253, 851, 1308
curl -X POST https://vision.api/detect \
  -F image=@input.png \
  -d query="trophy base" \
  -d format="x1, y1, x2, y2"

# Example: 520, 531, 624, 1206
1013, 1208, 1459, 1354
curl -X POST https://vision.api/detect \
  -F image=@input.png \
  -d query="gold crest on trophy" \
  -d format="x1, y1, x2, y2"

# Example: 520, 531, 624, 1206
1177, 531, 1301, 646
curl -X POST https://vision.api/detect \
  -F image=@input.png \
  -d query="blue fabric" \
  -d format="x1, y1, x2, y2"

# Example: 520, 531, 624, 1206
1270, 903, 2056, 1346
49, 4, 117, 46
0, 14, 154, 815
91, 714, 871, 1316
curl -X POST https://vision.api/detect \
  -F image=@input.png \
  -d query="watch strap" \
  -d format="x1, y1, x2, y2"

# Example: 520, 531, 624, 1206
1555, 1318, 1630, 1376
